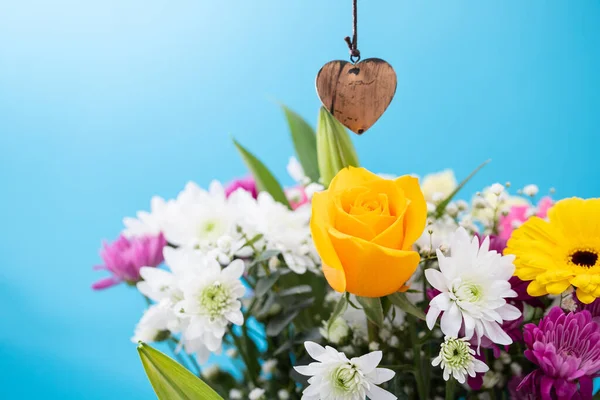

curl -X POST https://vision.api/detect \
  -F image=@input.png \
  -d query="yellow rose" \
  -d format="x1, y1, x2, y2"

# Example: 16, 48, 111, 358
310, 167, 427, 297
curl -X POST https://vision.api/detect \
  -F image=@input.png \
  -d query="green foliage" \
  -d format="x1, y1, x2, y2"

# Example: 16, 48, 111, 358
137, 342, 223, 400
282, 105, 320, 182
387, 292, 427, 321
233, 139, 291, 209
356, 296, 384, 327
316, 107, 359, 187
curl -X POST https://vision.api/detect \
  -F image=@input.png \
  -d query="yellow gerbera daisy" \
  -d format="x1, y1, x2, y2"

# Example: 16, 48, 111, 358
505, 197, 600, 304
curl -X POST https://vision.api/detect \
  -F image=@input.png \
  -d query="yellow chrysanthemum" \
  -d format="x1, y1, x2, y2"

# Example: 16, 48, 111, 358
505, 198, 600, 304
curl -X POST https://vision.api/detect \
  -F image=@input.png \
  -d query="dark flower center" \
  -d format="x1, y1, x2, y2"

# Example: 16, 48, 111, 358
571, 251, 598, 268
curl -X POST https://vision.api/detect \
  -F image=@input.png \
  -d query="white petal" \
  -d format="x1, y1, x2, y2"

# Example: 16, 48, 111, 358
365, 384, 397, 400
440, 303, 462, 338
497, 304, 521, 321
367, 368, 395, 385
473, 358, 490, 373
424, 269, 447, 292
352, 351, 382, 374
222, 259, 245, 281
482, 320, 512, 345
225, 310, 244, 326
430, 292, 451, 311
304, 341, 327, 361
426, 306, 442, 330
463, 313, 476, 340
294, 365, 316, 376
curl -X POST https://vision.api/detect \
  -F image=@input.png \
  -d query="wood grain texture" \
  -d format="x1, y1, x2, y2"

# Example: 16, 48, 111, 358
316, 58, 397, 135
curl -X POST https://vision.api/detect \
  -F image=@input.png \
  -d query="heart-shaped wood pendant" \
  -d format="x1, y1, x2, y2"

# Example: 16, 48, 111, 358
316, 58, 397, 135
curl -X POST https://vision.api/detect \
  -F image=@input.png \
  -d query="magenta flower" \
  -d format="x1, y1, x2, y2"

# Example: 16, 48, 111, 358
225, 176, 258, 199
92, 233, 166, 290
499, 196, 554, 240
518, 307, 600, 400
575, 294, 600, 325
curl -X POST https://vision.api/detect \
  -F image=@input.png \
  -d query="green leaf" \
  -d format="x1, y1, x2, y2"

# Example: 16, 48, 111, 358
387, 292, 426, 321
266, 309, 300, 336
278, 285, 312, 296
356, 296, 384, 327
233, 139, 291, 209
282, 105, 320, 183
326, 294, 348, 332
435, 159, 491, 217
243, 233, 264, 248
252, 249, 281, 265
254, 271, 280, 297
137, 342, 223, 400
316, 107, 360, 187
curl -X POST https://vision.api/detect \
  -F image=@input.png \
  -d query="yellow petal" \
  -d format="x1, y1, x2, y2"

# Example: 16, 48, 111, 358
576, 287, 596, 304
545, 280, 571, 295
394, 175, 427, 250
310, 191, 343, 274
329, 167, 381, 193
322, 263, 346, 293
328, 228, 420, 297
333, 196, 377, 241
527, 280, 548, 297
372, 206, 407, 248
354, 213, 397, 238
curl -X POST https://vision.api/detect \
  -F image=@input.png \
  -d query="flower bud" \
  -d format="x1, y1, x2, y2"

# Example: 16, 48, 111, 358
316, 107, 359, 187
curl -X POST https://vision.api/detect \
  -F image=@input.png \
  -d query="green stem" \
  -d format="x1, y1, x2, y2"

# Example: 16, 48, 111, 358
185, 352, 202, 376
409, 317, 427, 399
367, 321, 379, 343
445, 377, 455, 400
229, 328, 259, 386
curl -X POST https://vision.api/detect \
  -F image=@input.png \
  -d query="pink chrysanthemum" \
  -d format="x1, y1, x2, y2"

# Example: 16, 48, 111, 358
224, 176, 258, 199
518, 307, 600, 400
498, 196, 553, 240
92, 233, 166, 290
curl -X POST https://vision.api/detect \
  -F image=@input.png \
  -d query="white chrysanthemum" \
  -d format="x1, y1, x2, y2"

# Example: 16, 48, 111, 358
162, 181, 239, 248
294, 342, 396, 400
432, 337, 488, 383
123, 196, 175, 238
137, 247, 216, 362
131, 304, 171, 343
177, 256, 246, 353
250, 192, 317, 274
421, 170, 457, 203
425, 227, 521, 345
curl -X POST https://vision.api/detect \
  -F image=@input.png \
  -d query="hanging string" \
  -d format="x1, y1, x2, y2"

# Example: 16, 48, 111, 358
344, 0, 360, 63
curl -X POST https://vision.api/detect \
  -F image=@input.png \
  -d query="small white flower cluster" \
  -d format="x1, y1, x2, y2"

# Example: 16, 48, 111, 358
415, 169, 549, 256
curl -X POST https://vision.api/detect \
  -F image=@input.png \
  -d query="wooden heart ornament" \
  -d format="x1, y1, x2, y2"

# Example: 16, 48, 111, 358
316, 58, 397, 135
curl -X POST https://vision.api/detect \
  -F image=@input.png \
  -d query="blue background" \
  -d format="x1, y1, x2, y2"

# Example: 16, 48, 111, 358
1, 1, 599, 398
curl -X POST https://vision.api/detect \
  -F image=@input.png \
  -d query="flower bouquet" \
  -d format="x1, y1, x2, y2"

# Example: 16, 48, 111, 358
93, 106, 600, 400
